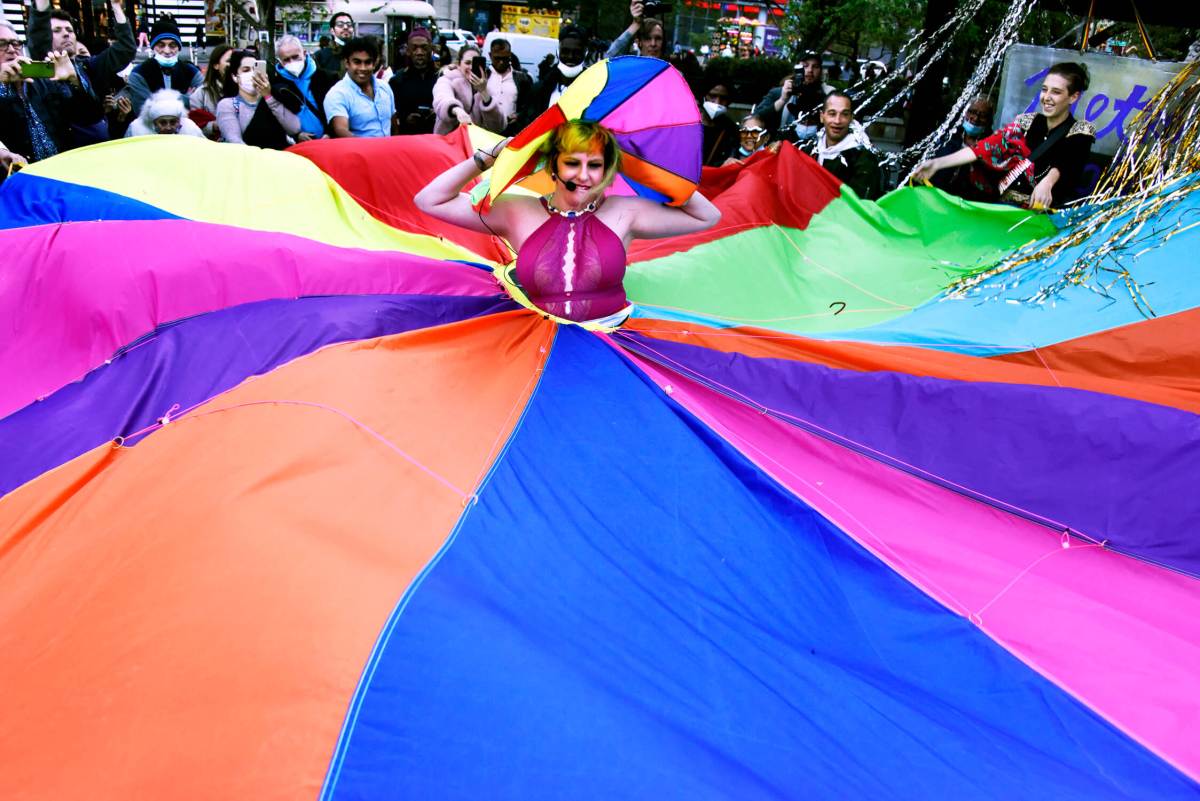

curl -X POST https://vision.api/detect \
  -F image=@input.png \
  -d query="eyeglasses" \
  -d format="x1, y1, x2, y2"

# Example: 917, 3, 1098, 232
332, 20, 353, 29
0, 39, 23, 51
739, 126, 766, 135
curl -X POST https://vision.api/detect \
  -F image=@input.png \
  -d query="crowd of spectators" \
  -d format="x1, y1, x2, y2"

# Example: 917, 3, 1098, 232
0, 2, 1094, 209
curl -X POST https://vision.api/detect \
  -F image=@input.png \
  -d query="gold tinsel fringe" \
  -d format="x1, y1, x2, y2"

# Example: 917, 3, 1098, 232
947, 59, 1200, 315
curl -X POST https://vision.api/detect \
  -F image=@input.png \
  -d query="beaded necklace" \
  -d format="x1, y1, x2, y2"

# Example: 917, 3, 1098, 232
544, 196, 598, 218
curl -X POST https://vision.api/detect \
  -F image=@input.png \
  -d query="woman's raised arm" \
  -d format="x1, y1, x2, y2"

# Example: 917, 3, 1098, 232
622, 190, 721, 240
415, 138, 515, 236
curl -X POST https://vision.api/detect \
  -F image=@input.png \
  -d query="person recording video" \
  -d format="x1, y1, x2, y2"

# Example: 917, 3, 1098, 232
432, 45, 504, 135
752, 53, 834, 142
0, 20, 103, 171
606, 1, 667, 59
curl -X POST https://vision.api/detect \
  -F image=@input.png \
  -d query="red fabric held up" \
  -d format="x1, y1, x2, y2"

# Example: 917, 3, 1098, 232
289, 128, 514, 264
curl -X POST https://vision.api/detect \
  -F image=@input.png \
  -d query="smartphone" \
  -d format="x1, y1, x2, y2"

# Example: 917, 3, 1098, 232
417, 105, 432, 115
19, 61, 56, 79
471, 55, 486, 79
254, 58, 268, 76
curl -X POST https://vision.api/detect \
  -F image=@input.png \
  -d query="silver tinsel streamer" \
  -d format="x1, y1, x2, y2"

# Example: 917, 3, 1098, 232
891, 0, 1040, 175
847, 0, 989, 121
946, 59, 1200, 314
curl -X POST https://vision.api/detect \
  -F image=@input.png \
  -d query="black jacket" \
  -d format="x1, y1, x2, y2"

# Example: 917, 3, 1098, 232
522, 64, 581, 129
122, 59, 201, 117
798, 139, 883, 200
702, 112, 738, 166
314, 45, 344, 80
28, 7, 136, 101
271, 66, 337, 134
0, 79, 103, 162
389, 65, 438, 134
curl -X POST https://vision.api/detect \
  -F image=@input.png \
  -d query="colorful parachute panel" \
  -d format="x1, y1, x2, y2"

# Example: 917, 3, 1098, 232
1, 134, 1198, 801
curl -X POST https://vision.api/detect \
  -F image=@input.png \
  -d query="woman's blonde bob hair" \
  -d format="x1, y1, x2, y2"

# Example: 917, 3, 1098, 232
542, 121, 622, 192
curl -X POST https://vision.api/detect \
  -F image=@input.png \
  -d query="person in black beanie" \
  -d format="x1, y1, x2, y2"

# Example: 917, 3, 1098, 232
119, 15, 201, 117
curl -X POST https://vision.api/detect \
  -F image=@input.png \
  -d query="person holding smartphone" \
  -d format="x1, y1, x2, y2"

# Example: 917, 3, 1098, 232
0, 20, 102, 169
389, 27, 438, 135
27, 0, 135, 109
215, 50, 301, 149
431, 45, 504, 135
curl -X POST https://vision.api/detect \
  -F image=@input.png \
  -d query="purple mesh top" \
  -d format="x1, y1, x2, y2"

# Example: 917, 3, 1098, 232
513, 200, 628, 322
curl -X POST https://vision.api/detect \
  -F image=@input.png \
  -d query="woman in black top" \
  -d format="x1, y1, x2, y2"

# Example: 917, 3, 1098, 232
215, 50, 301, 149
914, 62, 1096, 209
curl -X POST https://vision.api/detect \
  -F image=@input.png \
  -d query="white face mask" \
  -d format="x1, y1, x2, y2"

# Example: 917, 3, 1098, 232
333, 35, 345, 46
237, 71, 257, 93
703, 101, 726, 119
154, 53, 178, 68
557, 60, 584, 79
282, 59, 305, 77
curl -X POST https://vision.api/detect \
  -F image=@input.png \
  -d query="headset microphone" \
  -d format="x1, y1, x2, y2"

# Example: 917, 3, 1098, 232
553, 172, 578, 192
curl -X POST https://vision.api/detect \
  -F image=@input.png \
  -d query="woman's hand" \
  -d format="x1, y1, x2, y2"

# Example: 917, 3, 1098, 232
488, 136, 512, 158
466, 68, 488, 98
911, 159, 940, 184
252, 71, 271, 99
1030, 175, 1055, 211
453, 107, 473, 127
474, 136, 512, 170
0, 147, 28, 174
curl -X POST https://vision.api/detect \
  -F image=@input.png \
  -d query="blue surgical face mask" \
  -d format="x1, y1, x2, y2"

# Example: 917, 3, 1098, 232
154, 53, 178, 68
962, 119, 987, 136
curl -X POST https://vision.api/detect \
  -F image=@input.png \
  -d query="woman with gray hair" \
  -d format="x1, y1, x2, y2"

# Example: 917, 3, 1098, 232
124, 88, 205, 137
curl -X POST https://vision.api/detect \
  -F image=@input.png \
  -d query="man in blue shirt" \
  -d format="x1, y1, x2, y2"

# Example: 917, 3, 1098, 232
272, 34, 336, 141
323, 36, 394, 138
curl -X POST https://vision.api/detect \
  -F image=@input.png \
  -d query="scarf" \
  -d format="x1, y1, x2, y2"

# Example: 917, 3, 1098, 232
813, 121, 872, 168
0, 83, 58, 162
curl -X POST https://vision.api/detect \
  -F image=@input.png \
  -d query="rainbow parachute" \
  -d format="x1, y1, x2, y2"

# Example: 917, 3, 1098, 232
2, 123, 1199, 800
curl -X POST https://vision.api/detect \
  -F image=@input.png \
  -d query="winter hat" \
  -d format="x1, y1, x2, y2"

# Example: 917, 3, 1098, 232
140, 89, 186, 125
149, 16, 182, 48
408, 27, 431, 43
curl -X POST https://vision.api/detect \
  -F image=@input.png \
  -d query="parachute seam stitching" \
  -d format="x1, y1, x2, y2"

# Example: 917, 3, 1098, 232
316, 325, 559, 801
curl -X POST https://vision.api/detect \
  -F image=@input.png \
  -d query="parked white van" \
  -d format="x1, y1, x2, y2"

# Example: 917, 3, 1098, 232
483, 31, 559, 73
323, 0, 436, 65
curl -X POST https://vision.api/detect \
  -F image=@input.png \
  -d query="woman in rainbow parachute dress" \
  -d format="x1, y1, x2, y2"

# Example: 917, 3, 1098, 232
417, 121, 720, 325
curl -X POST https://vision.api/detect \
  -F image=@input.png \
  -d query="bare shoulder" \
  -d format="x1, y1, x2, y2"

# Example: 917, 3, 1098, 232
597, 194, 652, 222
489, 194, 542, 224
596, 195, 644, 239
